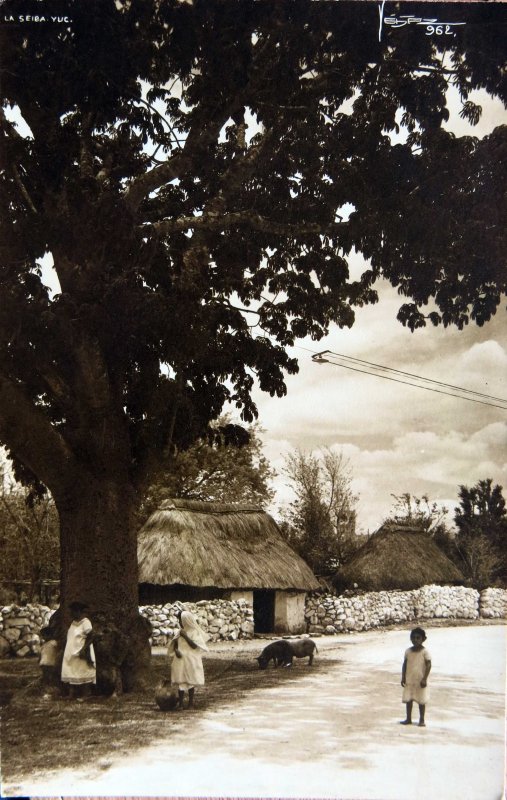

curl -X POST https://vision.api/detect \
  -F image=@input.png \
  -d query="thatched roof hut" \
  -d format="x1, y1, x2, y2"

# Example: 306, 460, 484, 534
138, 498, 320, 592
334, 524, 464, 592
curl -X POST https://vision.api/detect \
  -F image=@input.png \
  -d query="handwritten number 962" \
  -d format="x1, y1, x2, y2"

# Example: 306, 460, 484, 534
426, 24, 453, 35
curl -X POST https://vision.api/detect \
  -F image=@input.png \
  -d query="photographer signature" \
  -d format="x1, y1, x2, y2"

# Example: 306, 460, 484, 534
378, 1, 466, 41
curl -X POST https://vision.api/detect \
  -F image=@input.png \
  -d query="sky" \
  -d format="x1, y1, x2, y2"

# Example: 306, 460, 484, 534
251, 87, 507, 534
253, 276, 506, 534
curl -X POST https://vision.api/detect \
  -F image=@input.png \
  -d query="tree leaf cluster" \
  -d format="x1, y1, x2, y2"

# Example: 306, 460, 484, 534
139, 417, 275, 520
454, 479, 507, 587
1, 1, 506, 500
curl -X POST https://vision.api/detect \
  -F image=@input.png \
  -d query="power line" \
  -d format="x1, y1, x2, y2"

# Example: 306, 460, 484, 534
321, 350, 507, 404
322, 358, 507, 410
296, 347, 507, 411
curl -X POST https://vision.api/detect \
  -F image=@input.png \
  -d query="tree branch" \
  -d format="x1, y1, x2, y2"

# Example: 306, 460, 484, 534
0, 109, 39, 214
79, 112, 96, 180
37, 362, 73, 410
125, 21, 279, 215
124, 110, 228, 214
11, 165, 38, 214
152, 210, 348, 239
0, 372, 78, 495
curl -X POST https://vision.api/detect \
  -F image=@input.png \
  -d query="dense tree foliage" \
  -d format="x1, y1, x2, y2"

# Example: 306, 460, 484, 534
141, 418, 275, 518
1, 0, 506, 686
279, 448, 361, 574
454, 479, 507, 587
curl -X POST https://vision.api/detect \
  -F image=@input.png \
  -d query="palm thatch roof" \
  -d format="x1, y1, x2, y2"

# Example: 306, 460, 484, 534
138, 499, 320, 591
334, 523, 464, 592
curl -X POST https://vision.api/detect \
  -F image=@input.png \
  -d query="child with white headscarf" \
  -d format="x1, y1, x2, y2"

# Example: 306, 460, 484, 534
168, 609, 209, 708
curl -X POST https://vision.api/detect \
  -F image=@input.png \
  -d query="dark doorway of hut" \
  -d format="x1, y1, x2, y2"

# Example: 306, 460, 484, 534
253, 590, 275, 634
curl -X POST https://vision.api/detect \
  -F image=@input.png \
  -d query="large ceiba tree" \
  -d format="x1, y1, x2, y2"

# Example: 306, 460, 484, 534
1, 0, 506, 688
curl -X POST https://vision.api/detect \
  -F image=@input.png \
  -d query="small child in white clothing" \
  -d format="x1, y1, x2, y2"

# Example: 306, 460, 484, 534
39, 626, 60, 696
400, 627, 431, 727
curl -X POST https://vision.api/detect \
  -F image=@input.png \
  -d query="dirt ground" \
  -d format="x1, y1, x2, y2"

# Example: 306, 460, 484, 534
1, 621, 505, 800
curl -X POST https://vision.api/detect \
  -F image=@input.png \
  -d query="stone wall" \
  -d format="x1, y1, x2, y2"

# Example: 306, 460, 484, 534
305, 585, 484, 634
1, 587, 505, 657
0, 603, 52, 658
140, 599, 255, 646
479, 587, 507, 619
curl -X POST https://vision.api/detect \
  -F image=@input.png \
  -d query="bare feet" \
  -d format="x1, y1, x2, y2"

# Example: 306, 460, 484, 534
418, 722, 426, 727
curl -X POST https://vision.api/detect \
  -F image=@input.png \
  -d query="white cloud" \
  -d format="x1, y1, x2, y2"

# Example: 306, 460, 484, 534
280, 423, 507, 534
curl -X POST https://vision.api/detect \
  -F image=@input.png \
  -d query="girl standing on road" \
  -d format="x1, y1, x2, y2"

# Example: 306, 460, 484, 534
400, 627, 431, 727
168, 609, 209, 709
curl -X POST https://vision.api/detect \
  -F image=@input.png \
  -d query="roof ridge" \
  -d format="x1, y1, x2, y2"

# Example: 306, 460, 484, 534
160, 498, 264, 514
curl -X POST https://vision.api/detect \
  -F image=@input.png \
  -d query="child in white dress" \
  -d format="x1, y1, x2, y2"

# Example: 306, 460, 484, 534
61, 601, 96, 700
39, 626, 60, 696
168, 609, 208, 709
400, 627, 431, 727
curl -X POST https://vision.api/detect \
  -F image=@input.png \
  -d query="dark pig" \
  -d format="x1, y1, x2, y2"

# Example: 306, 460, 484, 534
256, 638, 319, 669
256, 640, 294, 669
286, 638, 318, 665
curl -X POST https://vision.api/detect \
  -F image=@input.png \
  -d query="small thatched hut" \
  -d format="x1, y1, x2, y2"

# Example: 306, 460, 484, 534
334, 524, 464, 592
137, 499, 320, 634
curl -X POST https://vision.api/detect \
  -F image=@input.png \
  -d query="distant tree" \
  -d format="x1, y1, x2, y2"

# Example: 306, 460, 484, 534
141, 418, 275, 518
454, 534, 501, 590
279, 448, 361, 574
455, 480, 506, 537
454, 479, 507, 587
387, 492, 449, 532
0, 463, 59, 602
385, 491, 460, 565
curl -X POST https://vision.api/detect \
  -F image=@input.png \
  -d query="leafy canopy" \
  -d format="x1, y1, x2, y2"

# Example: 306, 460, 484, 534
454, 479, 507, 587
141, 417, 275, 517
1, 0, 506, 490
455, 479, 507, 533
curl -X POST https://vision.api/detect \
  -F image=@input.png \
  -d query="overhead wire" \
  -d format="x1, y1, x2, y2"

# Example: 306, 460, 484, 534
319, 351, 507, 404
294, 346, 507, 411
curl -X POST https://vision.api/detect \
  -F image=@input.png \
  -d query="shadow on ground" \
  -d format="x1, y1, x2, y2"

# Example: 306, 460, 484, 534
1, 651, 338, 784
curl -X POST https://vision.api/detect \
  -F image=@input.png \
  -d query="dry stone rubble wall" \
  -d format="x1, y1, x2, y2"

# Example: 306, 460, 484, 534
0, 586, 505, 657
305, 585, 496, 633
140, 599, 255, 646
479, 587, 507, 619
0, 599, 255, 657
0, 603, 52, 658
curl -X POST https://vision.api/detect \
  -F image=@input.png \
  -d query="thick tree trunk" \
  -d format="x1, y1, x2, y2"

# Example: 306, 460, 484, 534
52, 473, 151, 693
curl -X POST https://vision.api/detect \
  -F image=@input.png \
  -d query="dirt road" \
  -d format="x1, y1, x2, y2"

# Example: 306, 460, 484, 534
5, 625, 506, 800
